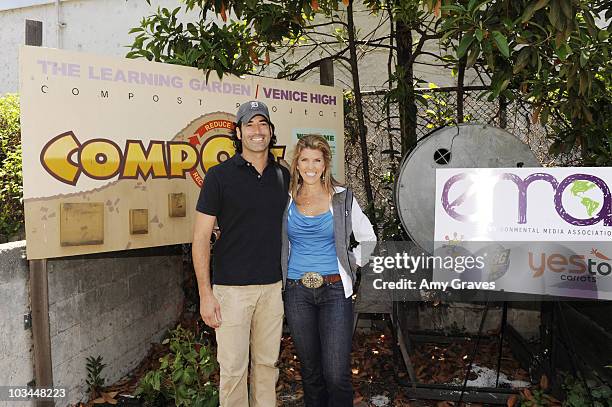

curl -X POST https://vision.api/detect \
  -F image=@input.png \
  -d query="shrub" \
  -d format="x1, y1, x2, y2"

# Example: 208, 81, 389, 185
0, 93, 23, 240
135, 325, 218, 407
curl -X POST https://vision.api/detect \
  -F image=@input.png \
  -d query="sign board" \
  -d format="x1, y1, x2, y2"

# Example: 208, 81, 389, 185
434, 168, 612, 300
20, 46, 344, 259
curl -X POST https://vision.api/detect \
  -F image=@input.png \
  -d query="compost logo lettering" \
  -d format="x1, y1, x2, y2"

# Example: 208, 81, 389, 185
40, 119, 286, 187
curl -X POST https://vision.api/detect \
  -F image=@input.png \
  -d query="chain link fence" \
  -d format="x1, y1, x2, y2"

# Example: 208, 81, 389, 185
344, 87, 581, 230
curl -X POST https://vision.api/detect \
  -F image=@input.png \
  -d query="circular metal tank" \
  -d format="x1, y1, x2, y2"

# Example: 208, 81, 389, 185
395, 124, 541, 253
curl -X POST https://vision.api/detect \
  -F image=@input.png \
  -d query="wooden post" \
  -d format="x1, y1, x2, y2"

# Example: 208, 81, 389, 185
26, 20, 54, 407
29, 260, 54, 391
319, 58, 334, 87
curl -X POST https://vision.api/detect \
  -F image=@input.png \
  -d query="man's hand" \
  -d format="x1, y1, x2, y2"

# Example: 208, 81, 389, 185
193, 212, 219, 328
200, 293, 222, 329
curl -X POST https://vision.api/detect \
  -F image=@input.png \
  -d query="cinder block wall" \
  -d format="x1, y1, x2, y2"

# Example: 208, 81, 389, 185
0, 242, 185, 407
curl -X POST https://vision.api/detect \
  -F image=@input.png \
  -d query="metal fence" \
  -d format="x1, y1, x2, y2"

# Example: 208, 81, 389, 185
344, 86, 580, 218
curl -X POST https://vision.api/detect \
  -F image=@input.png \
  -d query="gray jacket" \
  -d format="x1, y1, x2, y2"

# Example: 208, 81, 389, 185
281, 187, 377, 296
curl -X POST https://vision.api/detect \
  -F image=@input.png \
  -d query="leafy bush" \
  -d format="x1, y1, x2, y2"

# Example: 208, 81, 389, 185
0, 93, 24, 240
562, 374, 612, 407
135, 325, 218, 407
85, 355, 106, 399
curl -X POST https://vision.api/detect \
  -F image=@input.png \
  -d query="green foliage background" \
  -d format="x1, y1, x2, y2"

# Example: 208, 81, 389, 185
0, 93, 24, 240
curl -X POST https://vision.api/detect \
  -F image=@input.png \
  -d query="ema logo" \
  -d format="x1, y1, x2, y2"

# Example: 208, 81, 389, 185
441, 172, 611, 227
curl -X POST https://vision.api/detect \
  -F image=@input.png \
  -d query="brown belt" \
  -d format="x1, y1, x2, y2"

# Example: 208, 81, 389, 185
321, 274, 342, 284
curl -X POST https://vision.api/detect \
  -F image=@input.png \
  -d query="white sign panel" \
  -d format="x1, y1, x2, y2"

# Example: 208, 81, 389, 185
434, 168, 612, 300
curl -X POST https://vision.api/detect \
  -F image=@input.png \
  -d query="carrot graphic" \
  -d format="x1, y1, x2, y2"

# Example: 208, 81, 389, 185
591, 248, 611, 260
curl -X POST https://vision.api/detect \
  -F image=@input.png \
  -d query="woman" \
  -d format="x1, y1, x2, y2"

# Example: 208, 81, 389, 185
281, 135, 376, 406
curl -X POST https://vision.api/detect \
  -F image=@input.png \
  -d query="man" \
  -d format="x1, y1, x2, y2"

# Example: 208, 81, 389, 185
192, 100, 289, 407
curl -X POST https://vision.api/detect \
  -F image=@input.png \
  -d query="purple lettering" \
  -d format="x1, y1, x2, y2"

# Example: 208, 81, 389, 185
140, 72, 154, 86
171, 76, 182, 88
127, 71, 141, 84
157, 75, 170, 87
67, 64, 80, 77
36, 60, 48, 74
502, 172, 558, 223
442, 171, 612, 227
100, 68, 112, 81
88, 66, 100, 80
115, 70, 126, 82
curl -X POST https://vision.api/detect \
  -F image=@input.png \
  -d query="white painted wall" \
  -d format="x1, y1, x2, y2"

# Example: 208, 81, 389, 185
0, 0, 203, 95
0, 0, 479, 96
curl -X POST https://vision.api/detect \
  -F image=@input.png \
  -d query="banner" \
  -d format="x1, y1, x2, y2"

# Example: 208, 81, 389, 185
20, 46, 344, 259
434, 168, 612, 300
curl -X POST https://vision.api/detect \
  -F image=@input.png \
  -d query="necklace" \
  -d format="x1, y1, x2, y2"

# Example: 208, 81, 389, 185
298, 191, 328, 216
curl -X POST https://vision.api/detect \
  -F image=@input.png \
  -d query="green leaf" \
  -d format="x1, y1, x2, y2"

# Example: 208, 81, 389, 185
580, 51, 588, 68
513, 47, 531, 73
440, 4, 467, 13
492, 31, 510, 57
583, 9, 598, 37
549, 0, 562, 30
559, 0, 572, 19
533, 0, 550, 12
598, 30, 609, 41
556, 43, 569, 60
521, 0, 549, 23
172, 368, 184, 383
152, 371, 161, 391
466, 45, 480, 68
457, 32, 475, 59
475, 28, 484, 42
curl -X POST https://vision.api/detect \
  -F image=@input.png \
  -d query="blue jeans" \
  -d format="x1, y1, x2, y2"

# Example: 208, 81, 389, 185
283, 279, 353, 407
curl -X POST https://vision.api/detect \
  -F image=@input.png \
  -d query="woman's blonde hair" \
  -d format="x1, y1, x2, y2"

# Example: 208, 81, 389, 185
290, 134, 340, 197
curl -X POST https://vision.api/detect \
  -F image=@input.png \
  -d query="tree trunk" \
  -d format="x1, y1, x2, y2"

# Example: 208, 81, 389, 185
457, 57, 466, 123
347, 0, 378, 235
396, 21, 417, 155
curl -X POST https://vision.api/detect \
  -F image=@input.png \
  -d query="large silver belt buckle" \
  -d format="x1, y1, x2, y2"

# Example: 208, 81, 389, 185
301, 272, 324, 289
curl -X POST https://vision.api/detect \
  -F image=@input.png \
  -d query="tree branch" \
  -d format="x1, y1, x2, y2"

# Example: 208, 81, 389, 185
279, 47, 350, 80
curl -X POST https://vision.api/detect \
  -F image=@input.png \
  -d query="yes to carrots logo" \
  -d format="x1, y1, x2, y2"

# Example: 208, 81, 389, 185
529, 248, 612, 278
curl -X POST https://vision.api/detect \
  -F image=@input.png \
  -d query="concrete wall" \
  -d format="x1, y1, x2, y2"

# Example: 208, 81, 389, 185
0, 241, 33, 407
0, 241, 185, 406
416, 302, 541, 340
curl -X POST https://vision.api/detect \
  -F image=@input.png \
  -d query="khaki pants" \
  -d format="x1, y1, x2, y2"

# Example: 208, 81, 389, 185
213, 281, 284, 407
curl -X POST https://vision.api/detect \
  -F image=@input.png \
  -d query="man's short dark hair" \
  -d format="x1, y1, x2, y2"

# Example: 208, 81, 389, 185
231, 119, 277, 154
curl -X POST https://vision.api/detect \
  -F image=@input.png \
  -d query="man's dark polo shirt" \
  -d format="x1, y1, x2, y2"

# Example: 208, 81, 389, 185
196, 153, 290, 285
